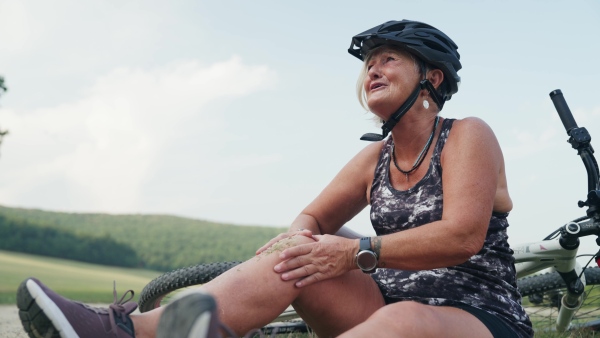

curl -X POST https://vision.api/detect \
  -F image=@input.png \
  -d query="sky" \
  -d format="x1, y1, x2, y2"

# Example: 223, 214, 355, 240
0, 0, 599, 251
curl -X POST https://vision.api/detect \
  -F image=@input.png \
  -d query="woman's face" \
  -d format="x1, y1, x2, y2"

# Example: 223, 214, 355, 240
363, 48, 420, 118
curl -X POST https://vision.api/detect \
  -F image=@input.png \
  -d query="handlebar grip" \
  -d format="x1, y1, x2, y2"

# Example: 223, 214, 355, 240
550, 89, 578, 134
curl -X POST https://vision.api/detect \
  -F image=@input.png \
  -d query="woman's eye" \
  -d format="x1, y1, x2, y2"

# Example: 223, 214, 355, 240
386, 56, 395, 62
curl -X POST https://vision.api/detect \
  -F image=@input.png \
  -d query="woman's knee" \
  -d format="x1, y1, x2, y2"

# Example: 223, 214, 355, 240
292, 270, 382, 316
369, 301, 437, 331
257, 235, 315, 260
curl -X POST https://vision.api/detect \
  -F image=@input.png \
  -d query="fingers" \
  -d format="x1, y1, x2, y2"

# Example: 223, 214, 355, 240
278, 263, 327, 288
256, 237, 281, 255
298, 229, 316, 240
278, 242, 313, 260
274, 247, 312, 273
256, 230, 315, 255
279, 261, 316, 281
274, 241, 333, 287
269, 234, 350, 288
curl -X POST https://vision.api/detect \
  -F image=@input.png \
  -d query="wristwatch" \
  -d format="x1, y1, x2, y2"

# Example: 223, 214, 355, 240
356, 237, 378, 273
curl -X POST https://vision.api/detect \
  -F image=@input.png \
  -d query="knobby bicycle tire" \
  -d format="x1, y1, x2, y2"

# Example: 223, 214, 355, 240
138, 261, 309, 335
517, 266, 600, 333
139, 261, 242, 312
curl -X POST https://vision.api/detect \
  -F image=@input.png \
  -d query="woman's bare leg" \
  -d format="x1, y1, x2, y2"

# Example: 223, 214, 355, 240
339, 301, 493, 338
292, 269, 385, 337
129, 235, 327, 336
130, 234, 386, 337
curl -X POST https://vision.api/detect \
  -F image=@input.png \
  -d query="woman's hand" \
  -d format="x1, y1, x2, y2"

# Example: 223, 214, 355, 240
273, 235, 357, 288
255, 229, 315, 255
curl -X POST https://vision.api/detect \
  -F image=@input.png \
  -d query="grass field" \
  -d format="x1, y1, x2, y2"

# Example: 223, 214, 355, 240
0, 250, 161, 304
3, 250, 600, 337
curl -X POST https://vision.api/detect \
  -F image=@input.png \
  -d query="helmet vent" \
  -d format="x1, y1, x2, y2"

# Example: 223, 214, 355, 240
422, 40, 446, 52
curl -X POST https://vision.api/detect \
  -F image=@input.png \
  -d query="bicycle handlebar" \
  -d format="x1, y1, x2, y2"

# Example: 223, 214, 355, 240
550, 90, 578, 133
549, 89, 600, 219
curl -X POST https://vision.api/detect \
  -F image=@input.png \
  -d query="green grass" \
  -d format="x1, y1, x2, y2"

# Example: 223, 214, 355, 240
3, 250, 600, 337
0, 250, 161, 304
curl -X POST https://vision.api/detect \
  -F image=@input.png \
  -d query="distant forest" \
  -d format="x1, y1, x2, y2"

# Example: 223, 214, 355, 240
0, 205, 286, 271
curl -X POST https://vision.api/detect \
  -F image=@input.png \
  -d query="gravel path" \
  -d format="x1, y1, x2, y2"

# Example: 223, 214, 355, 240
0, 305, 26, 338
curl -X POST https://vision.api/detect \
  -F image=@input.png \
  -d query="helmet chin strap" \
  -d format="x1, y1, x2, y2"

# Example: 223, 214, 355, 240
360, 79, 443, 142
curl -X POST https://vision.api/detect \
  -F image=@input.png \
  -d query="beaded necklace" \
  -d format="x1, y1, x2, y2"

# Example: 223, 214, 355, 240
392, 116, 440, 181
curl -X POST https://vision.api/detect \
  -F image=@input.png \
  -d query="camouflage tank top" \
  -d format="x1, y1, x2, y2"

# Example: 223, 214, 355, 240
369, 118, 533, 337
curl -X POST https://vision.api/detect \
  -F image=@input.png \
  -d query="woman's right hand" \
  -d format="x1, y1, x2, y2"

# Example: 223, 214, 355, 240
256, 229, 315, 255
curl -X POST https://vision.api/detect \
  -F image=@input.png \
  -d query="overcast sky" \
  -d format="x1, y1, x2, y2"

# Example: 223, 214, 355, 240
1, 0, 599, 250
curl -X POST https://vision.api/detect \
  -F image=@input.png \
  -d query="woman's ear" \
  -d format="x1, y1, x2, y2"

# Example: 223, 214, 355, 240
428, 69, 445, 90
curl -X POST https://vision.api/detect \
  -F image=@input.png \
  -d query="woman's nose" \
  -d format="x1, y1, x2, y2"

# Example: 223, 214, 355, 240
367, 64, 381, 79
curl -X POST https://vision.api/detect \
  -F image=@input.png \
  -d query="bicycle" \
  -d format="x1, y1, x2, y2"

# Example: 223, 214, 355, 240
138, 89, 600, 336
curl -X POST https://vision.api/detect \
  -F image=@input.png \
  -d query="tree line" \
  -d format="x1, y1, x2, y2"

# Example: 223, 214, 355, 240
0, 205, 287, 271
0, 214, 141, 267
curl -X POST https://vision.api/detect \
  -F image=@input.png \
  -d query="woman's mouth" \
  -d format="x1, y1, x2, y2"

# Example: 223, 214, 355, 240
370, 83, 386, 91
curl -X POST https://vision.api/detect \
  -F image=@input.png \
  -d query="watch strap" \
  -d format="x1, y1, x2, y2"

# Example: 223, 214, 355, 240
357, 237, 378, 274
360, 237, 371, 251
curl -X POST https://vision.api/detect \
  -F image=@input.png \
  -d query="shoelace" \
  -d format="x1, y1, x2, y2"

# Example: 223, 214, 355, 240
108, 281, 135, 336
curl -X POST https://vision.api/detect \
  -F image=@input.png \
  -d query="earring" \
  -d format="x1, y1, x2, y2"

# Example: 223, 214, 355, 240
423, 99, 430, 110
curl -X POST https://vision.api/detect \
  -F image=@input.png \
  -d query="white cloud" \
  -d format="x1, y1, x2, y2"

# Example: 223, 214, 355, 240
0, 56, 277, 212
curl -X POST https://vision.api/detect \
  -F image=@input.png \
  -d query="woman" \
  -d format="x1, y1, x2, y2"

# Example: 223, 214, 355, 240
17, 20, 533, 338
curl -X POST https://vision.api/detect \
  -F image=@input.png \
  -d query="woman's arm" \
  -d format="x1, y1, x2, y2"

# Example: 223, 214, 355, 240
256, 141, 381, 255
290, 140, 383, 235
277, 117, 505, 285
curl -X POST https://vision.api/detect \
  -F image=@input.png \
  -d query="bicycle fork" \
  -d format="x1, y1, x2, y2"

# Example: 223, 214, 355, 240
514, 231, 586, 332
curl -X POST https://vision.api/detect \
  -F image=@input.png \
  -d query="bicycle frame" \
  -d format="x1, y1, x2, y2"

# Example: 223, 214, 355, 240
513, 231, 587, 332
508, 89, 600, 332
514, 234, 585, 280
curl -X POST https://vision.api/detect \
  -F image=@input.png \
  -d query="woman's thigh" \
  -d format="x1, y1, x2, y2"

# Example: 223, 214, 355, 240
293, 269, 385, 337
201, 234, 385, 336
339, 301, 493, 338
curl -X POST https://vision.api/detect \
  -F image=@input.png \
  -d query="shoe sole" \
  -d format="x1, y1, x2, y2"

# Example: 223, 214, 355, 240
156, 292, 219, 338
17, 279, 79, 338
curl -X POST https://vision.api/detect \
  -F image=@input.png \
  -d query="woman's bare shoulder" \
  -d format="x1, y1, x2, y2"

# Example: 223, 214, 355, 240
357, 140, 386, 159
342, 140, 385, 183
448, 117, 500, 146
451, 116, 495, 133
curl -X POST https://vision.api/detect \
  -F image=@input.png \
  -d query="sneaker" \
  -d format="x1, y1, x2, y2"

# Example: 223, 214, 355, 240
156, 292, 269, 338
17, 277, 137, 338
157, 292, 222, 338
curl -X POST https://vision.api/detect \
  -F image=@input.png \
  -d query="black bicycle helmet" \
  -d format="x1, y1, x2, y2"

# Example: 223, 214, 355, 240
348, 20, 461, 100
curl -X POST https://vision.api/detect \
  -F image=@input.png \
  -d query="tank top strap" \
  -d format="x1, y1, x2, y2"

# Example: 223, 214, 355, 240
430, 118, 455, 168
371, 136, 394, 194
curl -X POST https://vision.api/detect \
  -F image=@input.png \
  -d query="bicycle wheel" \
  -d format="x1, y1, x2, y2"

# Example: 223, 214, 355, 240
517, 266, 600, 334
139, 261, 242, 312
138, 261, 309, 335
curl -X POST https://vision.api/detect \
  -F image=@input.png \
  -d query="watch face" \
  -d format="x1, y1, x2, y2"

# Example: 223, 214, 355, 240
357, 251, 377, 271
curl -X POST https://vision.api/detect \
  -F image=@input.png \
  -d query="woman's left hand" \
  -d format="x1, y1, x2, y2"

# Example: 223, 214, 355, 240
273, 234, 356, 288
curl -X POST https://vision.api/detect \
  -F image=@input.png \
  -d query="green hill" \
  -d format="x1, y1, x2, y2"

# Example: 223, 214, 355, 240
0, 205, 287, 271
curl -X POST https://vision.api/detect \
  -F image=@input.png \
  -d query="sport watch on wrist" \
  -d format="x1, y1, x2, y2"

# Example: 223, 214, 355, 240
356, 237, 378, 274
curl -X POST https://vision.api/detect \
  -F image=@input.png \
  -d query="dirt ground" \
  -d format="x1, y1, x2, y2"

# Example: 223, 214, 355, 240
0, 305, 26, 338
